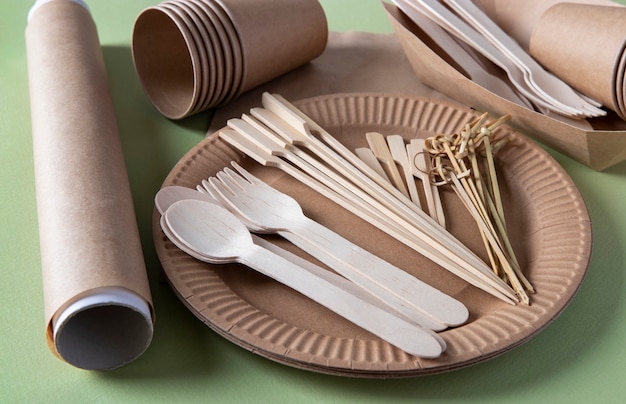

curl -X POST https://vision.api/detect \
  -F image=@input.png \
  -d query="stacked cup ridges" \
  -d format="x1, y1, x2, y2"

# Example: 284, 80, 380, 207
132, 0, 328, 120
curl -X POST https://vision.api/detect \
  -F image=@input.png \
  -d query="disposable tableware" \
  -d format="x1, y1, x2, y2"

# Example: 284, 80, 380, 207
204, 164, 470, 327
393, 0, 604, 118
155, 186, 447, 331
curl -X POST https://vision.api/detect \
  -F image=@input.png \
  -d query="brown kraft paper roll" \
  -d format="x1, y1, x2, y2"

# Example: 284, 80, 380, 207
26, 0, 154, 370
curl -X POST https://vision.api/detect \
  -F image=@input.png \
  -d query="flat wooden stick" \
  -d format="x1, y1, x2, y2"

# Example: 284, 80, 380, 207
355, 147, 391, 182
387, 134, 422, 208
366, 132, 410, 198
408, 139, 446, 227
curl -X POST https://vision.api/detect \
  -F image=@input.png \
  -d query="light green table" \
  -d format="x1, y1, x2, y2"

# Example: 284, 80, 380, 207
2, 1, 625, 402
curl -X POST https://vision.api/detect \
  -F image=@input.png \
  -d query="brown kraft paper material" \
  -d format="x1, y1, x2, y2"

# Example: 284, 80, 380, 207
382, 2, 626, 170
529, 3, 626, 116
472, 0, 621, 50
26, 0, 154, 369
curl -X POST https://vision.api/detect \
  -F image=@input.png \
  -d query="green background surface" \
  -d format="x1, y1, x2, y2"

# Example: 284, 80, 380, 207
2, 0, 626, 402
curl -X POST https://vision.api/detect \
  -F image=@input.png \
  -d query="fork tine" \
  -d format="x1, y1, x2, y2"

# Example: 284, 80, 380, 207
212, 170, 257, 208
200, 179, 220, 199
196, 184, 207, 194
208, 176, 234, 200
215, 170, 240, 193
231, 161, 263, 185
221, 166, 253, 191
206, 177, 244, 220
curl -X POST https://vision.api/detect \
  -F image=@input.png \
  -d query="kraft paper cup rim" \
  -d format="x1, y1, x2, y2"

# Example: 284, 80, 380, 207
203, 0, 245, 103
132, 6, 200, 119
615, 49, 626, 120
183, 0, 226, 110
53, 287, 153, 370
609, 32, 626, 119
164, 1, 215, 112
189, 0, 234, 108
159, 3, 206, 113
212, 0, 256, 93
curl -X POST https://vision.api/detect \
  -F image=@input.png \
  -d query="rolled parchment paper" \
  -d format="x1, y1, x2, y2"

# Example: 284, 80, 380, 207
26, 0, 154, 370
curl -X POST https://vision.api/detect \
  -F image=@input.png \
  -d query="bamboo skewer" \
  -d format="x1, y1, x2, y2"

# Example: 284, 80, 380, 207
261, 93, 422, 212
425, 113, 534, 303
250, 107, 428, 226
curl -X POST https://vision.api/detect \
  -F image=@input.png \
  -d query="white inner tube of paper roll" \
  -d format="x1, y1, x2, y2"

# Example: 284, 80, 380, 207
28, 0, 89, 22
52, 287, 153, 370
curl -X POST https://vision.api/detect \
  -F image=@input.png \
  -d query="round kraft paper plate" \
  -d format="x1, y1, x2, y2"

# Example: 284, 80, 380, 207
152, 93, 592, 377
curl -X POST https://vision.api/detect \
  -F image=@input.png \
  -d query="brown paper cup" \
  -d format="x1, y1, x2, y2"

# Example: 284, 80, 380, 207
529, 3, 626, 115
132, 0, 328, 119
473, 0, 621, 50
215, 0, 328, 94
26, 0, 154, 370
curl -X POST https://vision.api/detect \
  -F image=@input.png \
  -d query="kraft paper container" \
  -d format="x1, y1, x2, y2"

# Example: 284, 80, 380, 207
384, 2, 626, 171
132, 0, 328, 120
26, 0, 154, 370
529, 3, 626, 119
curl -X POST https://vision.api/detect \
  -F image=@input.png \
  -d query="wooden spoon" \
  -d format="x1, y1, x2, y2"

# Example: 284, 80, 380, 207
163, 199, 447, 358
155, 186, 448, 331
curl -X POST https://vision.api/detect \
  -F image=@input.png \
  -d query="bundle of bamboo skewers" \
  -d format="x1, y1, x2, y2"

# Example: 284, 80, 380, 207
360, 113, 534, 304
427, 114, 534, 303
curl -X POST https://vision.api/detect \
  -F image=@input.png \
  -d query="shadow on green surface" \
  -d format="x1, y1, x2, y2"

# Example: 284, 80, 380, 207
98, 45, 218, 380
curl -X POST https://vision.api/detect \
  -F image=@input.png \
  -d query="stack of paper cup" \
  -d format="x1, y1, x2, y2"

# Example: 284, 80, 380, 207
529, 3, 626, 120
132, 0, 328, 119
